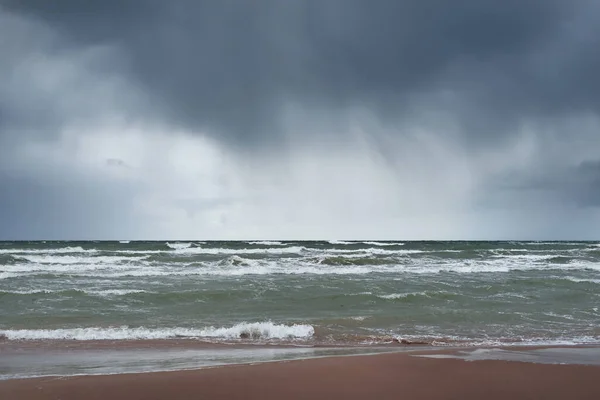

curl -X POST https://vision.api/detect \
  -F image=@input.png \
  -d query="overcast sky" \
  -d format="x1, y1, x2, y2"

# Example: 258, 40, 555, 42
1, 0, 599, 240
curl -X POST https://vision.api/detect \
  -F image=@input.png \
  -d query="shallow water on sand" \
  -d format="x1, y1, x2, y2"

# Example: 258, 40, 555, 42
0, 345, 406, 380
417, 346, 600, 366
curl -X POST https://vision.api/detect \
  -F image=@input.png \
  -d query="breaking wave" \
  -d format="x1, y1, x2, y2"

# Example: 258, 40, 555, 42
3, 253, 600, 279
0, 289, 148, 297
563, 277, 600, 284
0, 246, 94, 254
377, 292, 428, 300
173, 245, 306, 255
166, 242, 193, 250
0, 322, 315, 341
0, 272, 19, 280
12, 254, 148, 265
362, 242, 405, 246
246, 241, 285, 246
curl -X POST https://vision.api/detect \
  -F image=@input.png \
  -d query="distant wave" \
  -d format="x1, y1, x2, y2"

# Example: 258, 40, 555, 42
247, 241, 285, 246
0, 322, 315, 341
0, 272, 19, 280
173, 246, 420, 256
563, 277, 600, 284
524, 242, 589, 246
119, 240, 131, 244
166, 242, 193, 250
314, 256, 395, 266
328, 240, 354, 245
328, 240, 406, 246
89, 289, 148, 296
0, 246, 95, 254
3, 243, 600, 279
362, 241, 405, 246
375, 291, 458, 301
1, 261, 146, 274
4, 255, 600, 279
10, 254, 149, 265
0, 289, 148, 297
170, 245, 306, 255
377, 292, 429, 300
319, 248, 422, 255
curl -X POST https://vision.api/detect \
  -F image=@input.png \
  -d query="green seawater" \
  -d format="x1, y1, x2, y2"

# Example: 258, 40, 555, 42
1, 240, 599, 345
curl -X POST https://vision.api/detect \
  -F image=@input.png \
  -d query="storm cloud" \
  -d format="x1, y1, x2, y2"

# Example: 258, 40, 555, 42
1, 0, 599, 239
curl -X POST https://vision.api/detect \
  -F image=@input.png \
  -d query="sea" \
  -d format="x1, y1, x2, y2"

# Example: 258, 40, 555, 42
1, 240, 599, 347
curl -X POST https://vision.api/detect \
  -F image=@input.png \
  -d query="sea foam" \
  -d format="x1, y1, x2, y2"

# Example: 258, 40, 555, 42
247, 241, 285, 246
0, 322, 315, 341
166, 242, 193, 250
0, 289, 148, 296
172, 246, 306, 255
0, 246, 94, 254
362, 241, 405, 246
12, 254, 148, 265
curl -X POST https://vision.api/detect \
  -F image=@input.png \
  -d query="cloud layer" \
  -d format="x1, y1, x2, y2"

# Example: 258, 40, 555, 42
1, 1, 599, 239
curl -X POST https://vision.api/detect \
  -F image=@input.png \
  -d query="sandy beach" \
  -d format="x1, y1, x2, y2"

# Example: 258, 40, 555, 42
2, 350, 599, 400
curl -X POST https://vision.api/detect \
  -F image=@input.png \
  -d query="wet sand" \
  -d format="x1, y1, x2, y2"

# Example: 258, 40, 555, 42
2, 351, 599, 400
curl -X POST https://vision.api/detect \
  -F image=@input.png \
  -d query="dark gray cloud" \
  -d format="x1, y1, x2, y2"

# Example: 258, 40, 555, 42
574, 161, 600, 207
0, 172, 143, 239
4, 0, 600, 148
1, 1, 600, 239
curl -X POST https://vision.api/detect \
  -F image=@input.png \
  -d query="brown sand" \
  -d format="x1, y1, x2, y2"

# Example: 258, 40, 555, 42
1, 352, 598, 400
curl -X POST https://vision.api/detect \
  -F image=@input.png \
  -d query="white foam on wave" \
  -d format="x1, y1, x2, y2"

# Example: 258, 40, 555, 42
247, 241, 285, 246
10, 254, 148, 265
119, 240, 131, 244
98, 262, 376, 278
315, 248, 422, 256
0, 322, 315, 341
0, 246, 95, 255
89, 289, 149, 297
406, 258, 600, 274
377, 292, 429, 300
328, 240, 354, 245
0, 289, 59, 295
173, 246, 306, 255
210, 257, 380, 276
5, 249, 600, 279
525, 242, 588, 246
563, 276, 600, 284
0, 272, 20, 280
493, 254, 561, 261
19, 253, 599, 279
112, 250, 166, 254
0, 288, 148, 296
362, 241, 405, 246
18, 254, 148, 265
2, 262, 142, 274
166, 242, 192, 250
348, 316, 368, 321
393, 334, 600, 347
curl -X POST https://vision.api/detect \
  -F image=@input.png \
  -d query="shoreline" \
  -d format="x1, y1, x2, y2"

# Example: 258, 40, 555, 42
2, 350, 600, 399
2, 341, 599, 381
3, 336, 599, 351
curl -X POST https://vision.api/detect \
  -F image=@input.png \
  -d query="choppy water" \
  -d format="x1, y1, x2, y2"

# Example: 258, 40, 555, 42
1, 241, 599, 346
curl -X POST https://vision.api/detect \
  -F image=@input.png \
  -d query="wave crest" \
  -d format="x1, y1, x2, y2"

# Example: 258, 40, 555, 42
166, 242, 193, 250
0, 322, 315, 341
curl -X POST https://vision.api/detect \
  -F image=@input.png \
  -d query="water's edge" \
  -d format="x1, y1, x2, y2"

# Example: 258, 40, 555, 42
2, 344, 599, 381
